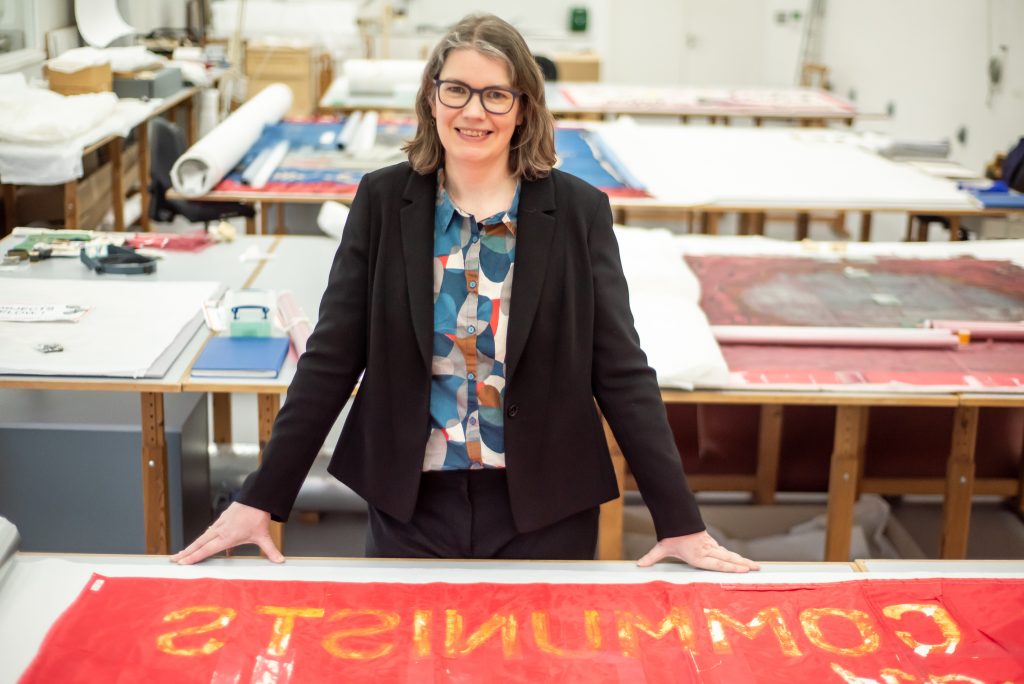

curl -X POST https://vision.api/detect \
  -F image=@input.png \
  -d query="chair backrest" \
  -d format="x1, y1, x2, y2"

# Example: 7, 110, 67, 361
149, 117, 186, 193
533, 55, 558, 82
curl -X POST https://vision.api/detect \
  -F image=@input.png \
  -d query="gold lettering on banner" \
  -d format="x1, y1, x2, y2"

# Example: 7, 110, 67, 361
256, 606, 325, 657
413, 610, 432, 657
881, 604, 961, 656
322, 609, 401, 660
831, 664, 991, 684
444, 610, 519, 658
830, 663, 917, 683
801, 608, 880, 657
617, 607, 697, 658
156, 606, 237, 656
704, 607, 802, 657
927, 676, 986, 684
531, 610, 602, 656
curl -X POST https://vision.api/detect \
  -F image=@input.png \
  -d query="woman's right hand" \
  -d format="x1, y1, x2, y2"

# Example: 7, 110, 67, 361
170, 501, 284, 565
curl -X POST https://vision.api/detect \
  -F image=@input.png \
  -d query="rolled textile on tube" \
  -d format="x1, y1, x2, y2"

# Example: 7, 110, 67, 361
336, 110, 363, 149
247, 140, 289, 189
347, 110, 378, 157
712, 325, 961, 349
240, 144, 274, 185
925, 319, 1024, 341
343, 59, 425, 95
170, 83, 293, 197
277, 291, 311, 356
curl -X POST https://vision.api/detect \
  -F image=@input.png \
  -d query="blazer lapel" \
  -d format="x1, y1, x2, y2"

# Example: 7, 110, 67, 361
400, 169, 436, 369
505, 174, 556, 380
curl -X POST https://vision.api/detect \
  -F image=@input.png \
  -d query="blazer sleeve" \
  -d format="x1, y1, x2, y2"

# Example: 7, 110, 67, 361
587, 192, 706, 539
238, 175, 374, 521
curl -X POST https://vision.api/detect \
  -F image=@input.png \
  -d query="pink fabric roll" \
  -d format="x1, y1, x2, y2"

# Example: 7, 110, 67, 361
276, 291, 312, 357
925, 320, 1024, 341
712, 326, 960, 349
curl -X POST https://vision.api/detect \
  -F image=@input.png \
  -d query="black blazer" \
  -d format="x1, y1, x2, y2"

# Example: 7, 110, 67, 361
240, 162, 704, 540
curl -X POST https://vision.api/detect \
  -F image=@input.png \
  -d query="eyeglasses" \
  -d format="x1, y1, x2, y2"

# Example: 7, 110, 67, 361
433, 79, 522, 115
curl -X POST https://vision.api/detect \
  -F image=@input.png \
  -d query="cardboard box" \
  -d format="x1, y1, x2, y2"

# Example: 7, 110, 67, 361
113, 66, 183, 100
246, 44, 319, 116
45, 62, 113, 96
554, 52, 601, 82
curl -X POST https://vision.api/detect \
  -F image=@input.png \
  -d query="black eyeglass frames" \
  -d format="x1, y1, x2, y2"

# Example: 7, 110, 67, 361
433, 79, 522, 115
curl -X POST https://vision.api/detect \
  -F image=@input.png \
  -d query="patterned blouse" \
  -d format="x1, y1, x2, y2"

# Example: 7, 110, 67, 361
422, 170, 521, 471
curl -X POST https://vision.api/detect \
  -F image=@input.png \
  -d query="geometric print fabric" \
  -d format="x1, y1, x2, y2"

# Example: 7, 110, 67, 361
423, 170, 519, 471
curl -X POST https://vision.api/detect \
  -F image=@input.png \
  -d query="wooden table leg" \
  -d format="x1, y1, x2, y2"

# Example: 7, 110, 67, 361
916, 218, 930, 242
2, 184, 16, 236
824, 405, 869, 562
795, 212, 810, 241
260, 202, 271, 235
599, 417, 625, 561
185, 93, 198, 146
940, 405, 979, 559
830, 211, 848, 238
64, 179, 79, 229
212, 393, 233, 444
947, 215, 962, 242
245, 213, 257, 235
904, 214, 915, 242
110, 137, 125, 231
706, 212, 720, 236
754, 404, 783, 505
141, 392, 170, 554
753, 212, 766, 236
258, 393, 284, 552
138, 122, 151, 231
738, 213, 750, 236
859, 212, 873, 242
1016, 457, 1024, 519
275, 202, 286, 235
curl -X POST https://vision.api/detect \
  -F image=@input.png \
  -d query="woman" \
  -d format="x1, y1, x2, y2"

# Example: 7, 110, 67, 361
173, 14, 757, 572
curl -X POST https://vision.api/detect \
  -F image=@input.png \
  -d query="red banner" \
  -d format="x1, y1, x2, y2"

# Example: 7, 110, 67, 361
20, 576, 1024, 683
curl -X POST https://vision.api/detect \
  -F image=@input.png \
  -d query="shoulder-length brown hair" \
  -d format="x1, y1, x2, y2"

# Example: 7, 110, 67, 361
402, 14, 557, 181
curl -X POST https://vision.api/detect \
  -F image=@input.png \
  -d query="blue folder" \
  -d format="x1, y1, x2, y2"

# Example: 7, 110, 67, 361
191, 336, 290, 378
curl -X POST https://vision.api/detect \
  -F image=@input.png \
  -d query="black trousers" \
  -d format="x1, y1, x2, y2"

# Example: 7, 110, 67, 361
365, 469, 599, 560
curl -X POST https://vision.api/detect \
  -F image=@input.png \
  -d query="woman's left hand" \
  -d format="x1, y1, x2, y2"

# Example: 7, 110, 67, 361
636, 530, 760, 573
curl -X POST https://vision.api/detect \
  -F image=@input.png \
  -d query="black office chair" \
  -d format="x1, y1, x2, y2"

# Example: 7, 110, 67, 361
533, 55, 558, 82
148, 117, 255, 229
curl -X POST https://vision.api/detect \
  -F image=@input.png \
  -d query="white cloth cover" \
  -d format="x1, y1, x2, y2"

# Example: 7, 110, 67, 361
0, 88, 118, 144
343, 59, 425, 95
171, 83, 293, 197
614, 226, 729, 388
46, 46, 164, 74
0, 95, 152, 184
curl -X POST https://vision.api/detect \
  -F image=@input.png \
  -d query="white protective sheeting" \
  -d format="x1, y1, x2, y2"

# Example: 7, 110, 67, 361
46, 46, 163, 74
0, 88, 118, 144
343, 59, 425, 95
74, 0, 136, 47
675, 234, 1024, 270
0, 279, 220, 378
614, 226, 729, 388
0, 96, 153, 184
711, 326, 960, 348
171, 83, 293, 197
593, 122, 979, 211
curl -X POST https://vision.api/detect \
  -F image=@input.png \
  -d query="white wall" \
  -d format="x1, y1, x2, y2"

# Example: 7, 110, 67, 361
17, 0, 1024, 174
822, 0, 1024, 171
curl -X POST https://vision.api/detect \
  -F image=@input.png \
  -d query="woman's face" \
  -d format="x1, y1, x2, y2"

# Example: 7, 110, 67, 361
430, 48, 523, 172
